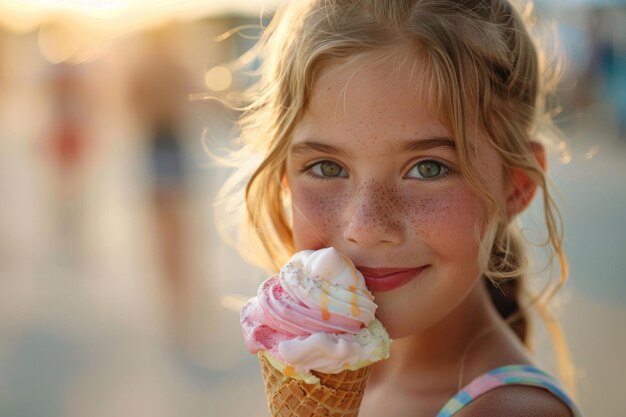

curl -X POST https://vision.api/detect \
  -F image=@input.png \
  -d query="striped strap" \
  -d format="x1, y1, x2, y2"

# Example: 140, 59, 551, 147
435, 365, 583, 417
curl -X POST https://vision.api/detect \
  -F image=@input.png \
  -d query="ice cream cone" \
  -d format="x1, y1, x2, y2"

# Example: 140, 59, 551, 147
259, 352, 371, 417
242, 249, 390, 416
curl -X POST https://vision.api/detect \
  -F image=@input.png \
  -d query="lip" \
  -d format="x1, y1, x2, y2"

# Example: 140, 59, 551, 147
357, 266, 428, 292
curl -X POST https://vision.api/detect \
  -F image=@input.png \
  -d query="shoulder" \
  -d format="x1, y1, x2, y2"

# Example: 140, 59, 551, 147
456, 385, 574, 417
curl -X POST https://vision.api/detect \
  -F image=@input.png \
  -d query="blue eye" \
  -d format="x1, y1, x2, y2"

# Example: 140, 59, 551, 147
309, 161, 348, 178
406, 160, 448, 180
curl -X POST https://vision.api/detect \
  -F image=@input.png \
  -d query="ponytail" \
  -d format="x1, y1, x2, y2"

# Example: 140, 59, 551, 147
484, 223, 529, 344
485, 277, 528, 343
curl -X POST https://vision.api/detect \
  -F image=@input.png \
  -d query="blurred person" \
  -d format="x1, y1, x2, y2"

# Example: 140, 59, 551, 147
576, 6, 626, 138
0, 36, 93, 417
130, 26, 195, 340
45, 64, 93, 254
49, 69, 87, 194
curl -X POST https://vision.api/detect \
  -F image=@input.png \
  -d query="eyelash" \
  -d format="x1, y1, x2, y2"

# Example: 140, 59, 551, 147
303, 160, 347, 180
405, 159, 452, 181
302, 159, 454, 181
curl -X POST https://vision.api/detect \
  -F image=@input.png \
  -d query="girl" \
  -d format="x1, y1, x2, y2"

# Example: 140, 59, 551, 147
218, 0, 583, 415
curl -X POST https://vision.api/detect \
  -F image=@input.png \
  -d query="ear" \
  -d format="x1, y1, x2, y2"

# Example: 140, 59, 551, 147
505, 141, 546, 220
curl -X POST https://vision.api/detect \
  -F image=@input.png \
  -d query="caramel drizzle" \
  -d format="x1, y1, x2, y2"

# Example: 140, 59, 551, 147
349, 286, 359, 318
340, 253, 362, 318
321, 280, 330, 321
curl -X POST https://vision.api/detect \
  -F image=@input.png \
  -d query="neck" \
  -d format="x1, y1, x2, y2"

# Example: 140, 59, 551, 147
369, 280, 529, 392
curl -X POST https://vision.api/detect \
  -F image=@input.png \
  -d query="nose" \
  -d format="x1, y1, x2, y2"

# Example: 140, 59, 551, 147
342, 181, 403, 248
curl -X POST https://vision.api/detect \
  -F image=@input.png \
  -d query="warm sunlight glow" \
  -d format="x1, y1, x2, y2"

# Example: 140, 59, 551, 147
0, 1, 284, 36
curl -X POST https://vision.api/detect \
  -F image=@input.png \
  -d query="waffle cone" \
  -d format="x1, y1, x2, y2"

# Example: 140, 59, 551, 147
258, 353, 370, 417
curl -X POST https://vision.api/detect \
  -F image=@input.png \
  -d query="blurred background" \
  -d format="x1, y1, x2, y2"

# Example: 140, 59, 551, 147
0, 1, 624, 416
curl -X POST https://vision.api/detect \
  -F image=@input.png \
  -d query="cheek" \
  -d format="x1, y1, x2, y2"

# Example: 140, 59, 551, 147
290, 184, 347, 250
403, 187, 485, 259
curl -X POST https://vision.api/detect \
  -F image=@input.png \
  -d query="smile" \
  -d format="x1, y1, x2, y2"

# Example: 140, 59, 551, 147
357, 266, 428, 292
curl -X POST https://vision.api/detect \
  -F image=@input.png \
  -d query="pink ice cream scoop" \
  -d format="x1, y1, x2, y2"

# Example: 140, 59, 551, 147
240, 247, 390, 379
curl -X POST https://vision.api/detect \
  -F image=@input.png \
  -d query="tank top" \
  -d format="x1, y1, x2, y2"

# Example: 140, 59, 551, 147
435, 365, 583, 417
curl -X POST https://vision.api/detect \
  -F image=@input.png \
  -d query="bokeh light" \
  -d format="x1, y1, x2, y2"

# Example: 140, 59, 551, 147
204, 66, 232, 91
38, 20, 81, 64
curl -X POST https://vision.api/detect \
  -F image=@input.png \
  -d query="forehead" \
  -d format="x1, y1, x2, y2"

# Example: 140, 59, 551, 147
295, 51, 452, 144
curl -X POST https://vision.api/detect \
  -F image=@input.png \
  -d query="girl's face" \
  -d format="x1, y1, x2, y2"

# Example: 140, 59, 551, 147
285, 56, 507, 338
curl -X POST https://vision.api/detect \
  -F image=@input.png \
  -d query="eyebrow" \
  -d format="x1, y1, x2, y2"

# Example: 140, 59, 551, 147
289, 140, 348, 156
398, 137, 457, 153
290, 136, 457, 156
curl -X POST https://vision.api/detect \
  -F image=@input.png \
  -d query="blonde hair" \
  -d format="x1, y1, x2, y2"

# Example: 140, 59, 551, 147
217, 0, 574, 394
